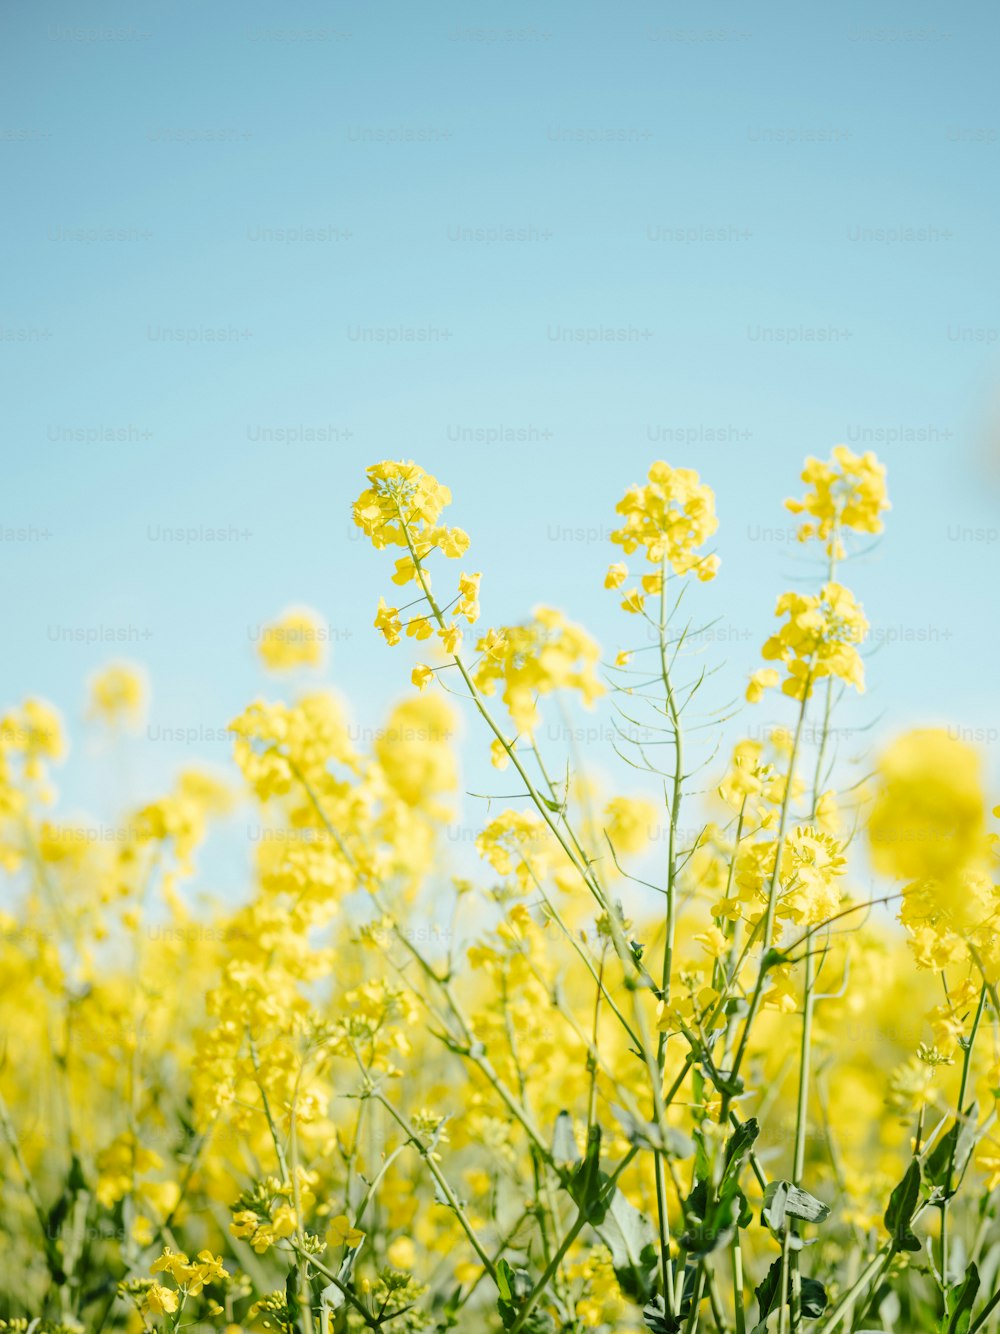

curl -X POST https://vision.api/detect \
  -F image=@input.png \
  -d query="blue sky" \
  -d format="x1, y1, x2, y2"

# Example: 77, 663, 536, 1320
3, 0, 999, 862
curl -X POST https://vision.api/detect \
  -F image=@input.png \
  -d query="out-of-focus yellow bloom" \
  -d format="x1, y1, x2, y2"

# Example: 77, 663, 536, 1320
746, 667, 780, 703
601, 795, 657, 855
88, 661, 147, 729
387, 1236, 415, 1268
472, 607, 603, 736
870, 729, 987, 883
328, 1214, 365, 1248
257, 606, 327, 670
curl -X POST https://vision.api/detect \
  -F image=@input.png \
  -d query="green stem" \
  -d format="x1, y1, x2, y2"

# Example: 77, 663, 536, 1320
941, 982, 988, 1291
508, 1149, 638, 1334
732, 1236, 747, 1334
721, 683, 812, 1119
786, 932, 818, 1334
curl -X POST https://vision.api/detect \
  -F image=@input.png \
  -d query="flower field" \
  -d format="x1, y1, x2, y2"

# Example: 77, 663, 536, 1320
1, 449, 998, 1334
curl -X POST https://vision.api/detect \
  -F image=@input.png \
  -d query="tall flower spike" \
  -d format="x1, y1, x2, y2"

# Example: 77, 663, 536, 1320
354, 460, 473, 657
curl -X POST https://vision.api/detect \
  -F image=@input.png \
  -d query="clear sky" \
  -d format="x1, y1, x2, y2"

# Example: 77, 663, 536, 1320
3, 0, 999, 863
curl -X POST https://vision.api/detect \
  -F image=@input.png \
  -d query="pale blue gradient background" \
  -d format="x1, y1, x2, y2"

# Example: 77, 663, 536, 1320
2, 0, 999, 862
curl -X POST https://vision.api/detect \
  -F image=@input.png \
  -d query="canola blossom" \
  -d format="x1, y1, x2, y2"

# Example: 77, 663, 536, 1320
1, 449, 999, 1334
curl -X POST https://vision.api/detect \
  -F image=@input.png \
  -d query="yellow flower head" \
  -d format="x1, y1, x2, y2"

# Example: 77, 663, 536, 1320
353, 460, 465, 559
759, 582, 868, 700
142, 1283, 179, 1316
601, 795, 657, 855
610, 461, 720, 580
328, 1213, 365, 1248
257, 606, 327, 671
786, 444, 889, 558
870, 729, 987, 883
88, 661, 147, 729
472, 606, 603, 736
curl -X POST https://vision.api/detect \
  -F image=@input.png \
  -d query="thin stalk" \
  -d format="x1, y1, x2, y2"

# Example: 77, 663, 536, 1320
941, 983, 988, 1291
721, 682, 812, 1118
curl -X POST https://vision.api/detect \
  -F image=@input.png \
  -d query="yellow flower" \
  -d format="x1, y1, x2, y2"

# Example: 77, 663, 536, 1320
611, 460, 720, 579
439, 623, 462, 654
602, 796, 657, 854
95, 1132, 162, 1207
88, 661, 147, 729
391, 555, 419, 586
786, 444, 889, 557
412, 664, 434, 690
490, 738, 510, 770
977, 1139, 1000, 1192
387, 1236, 416, 1269
143, 1283, 179, 1316
870, 730, 986, 883
257, 606, 326, 670
405, 616, 434, 641
471, 607, 603, 736
375, 695, 457, 815
604, 562, 628, 589
758, 582, 867, 700
328, 1213, 365, 1248
456, 571, 481, 623
374, 597, 402, 646
746, 667, 780, 703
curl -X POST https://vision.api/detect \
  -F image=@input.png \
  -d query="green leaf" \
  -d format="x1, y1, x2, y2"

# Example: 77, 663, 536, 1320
752, 1260, 827, 1330
599, 1190, 658, 1301
924, 1102, 979, 1204
552, 1110, 581, 1165
567, 1126, 616, 1224
884, 1157, 922, 1252
495, 1258, 532, 1329
681, 1118, 759, 1256
723, 1117, 760, 1179
754, 1257, 782, 1325
643, 1296, 682, 1333
801, 1276, 828, 1318
762, 1180, 831, 1232
496, 1258, 514, 1304
285, 1267, 301, 1326
945, 1261, 980, 1334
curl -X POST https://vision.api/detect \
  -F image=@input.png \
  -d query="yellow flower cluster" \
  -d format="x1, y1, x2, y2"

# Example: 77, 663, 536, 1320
749, 581, 868, 701
870, 730, 999, 982
605, 460, 719, 614
786, 443, 890, 557
88, 661, 147, 729
353, 459, 467, 556
471, 607, 604, 736
6, 449, 1000, 1334
355, 462, 481, 675
256, 605, 326, 671
150, 1247, 229, 1294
